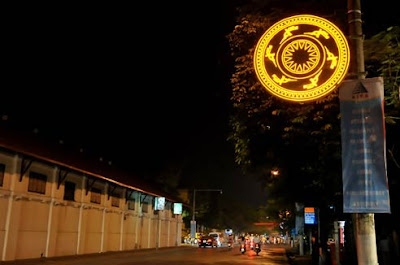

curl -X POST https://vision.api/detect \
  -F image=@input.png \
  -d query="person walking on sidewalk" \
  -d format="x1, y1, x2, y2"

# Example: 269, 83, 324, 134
311, 235, 323, 265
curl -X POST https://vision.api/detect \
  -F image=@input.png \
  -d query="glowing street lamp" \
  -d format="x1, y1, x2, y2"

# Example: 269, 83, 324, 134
267, 170, 280, 186
271, 170, 280, 176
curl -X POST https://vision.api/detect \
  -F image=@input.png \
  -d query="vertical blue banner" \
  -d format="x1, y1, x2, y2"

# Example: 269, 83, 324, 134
190, 220, 196, 239
339, 77, 390, 213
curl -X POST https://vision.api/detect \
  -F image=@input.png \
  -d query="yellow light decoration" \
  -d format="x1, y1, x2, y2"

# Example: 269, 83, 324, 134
254, 14, 350, 102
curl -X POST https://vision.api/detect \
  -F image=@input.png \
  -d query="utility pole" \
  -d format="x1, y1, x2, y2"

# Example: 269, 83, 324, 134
190, 190, 196, 241
191, 189, 223, 241
347, 0, 378, 264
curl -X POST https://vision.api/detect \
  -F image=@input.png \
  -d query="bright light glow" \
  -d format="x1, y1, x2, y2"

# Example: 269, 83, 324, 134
173, 203, 182, 214
154, 197, 165, 210
254, 14, 350, 102
271, 170, 279, 176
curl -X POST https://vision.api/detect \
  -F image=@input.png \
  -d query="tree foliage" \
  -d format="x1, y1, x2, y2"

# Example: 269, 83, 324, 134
227, 3, 400, 222
364, 26, 400, 174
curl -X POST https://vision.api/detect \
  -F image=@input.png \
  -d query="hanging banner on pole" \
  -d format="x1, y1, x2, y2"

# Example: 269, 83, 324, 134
190, 220, 196, 239
339, 77, 390, 213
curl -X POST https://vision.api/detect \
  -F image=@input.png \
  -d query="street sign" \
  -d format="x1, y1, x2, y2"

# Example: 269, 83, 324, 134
173, 203, 182, 214
304, 207, 317, 225
154, 197, 165, 210
254, 14, 350, 102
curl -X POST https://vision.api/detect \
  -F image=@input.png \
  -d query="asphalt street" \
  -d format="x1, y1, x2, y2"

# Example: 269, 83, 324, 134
0, 244, 301, 265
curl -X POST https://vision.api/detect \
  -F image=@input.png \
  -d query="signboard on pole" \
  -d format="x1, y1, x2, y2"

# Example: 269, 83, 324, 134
154, 197, 165, 211
304, 207, 317, 225
173, 203, 182, 214
339, 77, 390, 213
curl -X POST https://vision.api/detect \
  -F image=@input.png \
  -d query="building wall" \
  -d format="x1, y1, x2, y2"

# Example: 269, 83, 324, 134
140, 215, 149, 249
123, 214, 138, 249
169, 217, 178, 246
0, 150, 182, 261
53, 204, 79, 257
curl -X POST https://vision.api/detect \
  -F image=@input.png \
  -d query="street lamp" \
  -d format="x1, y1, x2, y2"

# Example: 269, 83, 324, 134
271, 169, 279, 176
191, 189, 223, 240
267, 169, 280, 186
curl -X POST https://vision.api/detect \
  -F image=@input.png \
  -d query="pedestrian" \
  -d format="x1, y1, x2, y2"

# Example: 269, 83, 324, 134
311, 235, 322, 265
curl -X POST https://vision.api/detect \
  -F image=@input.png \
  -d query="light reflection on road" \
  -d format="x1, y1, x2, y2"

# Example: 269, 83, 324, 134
125, 244, 289, 265
2, 244, 291, 265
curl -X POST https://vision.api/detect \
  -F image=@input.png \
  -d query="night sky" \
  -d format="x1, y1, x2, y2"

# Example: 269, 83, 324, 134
2, 1, 398, 206
2, 1, 267, 204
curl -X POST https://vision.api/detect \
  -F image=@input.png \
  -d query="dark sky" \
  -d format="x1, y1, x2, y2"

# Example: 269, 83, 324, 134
2, 1, 267, 204
4, 1, 233, 156
2, 1, 398, 206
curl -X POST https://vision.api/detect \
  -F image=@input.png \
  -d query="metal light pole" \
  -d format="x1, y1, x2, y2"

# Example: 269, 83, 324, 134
347, 0, 378, 264
190, 189, 223, 241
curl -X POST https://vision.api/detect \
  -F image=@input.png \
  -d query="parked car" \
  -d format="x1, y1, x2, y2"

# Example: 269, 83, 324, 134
198, 236, 218, 248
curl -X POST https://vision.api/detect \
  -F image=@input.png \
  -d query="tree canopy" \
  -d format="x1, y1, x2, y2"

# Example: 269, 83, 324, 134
227, 2, 400, 228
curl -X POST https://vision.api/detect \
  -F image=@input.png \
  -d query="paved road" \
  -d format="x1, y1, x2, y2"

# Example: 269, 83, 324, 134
1, 244, 294, 265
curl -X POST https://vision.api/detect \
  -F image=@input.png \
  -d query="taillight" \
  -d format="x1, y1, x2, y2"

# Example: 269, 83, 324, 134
207, 239, 212, 243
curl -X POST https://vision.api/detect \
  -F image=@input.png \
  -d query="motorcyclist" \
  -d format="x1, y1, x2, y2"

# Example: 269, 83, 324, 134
249, 234, 255, 249
250, 234, 255, 243
253, 234, 261, 255
227, 235, 233, 247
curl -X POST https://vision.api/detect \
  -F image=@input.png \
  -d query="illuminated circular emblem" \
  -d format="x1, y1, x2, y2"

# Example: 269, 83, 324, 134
254, 15, 350, 102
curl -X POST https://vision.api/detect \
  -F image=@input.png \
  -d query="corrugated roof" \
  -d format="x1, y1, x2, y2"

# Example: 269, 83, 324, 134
0, 122, 182, 203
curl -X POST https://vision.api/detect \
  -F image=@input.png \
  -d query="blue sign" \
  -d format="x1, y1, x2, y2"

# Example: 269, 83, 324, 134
305, 212, 316, 225
339, 78, 391, 213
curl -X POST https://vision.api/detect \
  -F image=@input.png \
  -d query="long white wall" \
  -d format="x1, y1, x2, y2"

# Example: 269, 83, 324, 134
0, 150, 182, 261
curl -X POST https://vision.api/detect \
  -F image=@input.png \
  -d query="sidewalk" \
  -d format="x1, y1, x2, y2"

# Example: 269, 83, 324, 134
284, 244, 312, 265
0, 247, 185, 265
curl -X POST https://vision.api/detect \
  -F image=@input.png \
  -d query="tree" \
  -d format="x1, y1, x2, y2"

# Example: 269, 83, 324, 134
364, 26, 400, 174
227, 3, 400, 223
227, 5, 344, 212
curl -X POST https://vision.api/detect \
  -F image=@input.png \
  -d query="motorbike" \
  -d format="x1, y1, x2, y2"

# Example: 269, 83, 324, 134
240, 243, 246, 254
254, 242, 261, 256
250, 241, 254, 250
227, 241, 232, 250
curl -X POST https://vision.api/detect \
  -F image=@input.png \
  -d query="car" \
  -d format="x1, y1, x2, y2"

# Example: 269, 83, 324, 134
208, 232, 222, 247
198, 236, 218, 248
